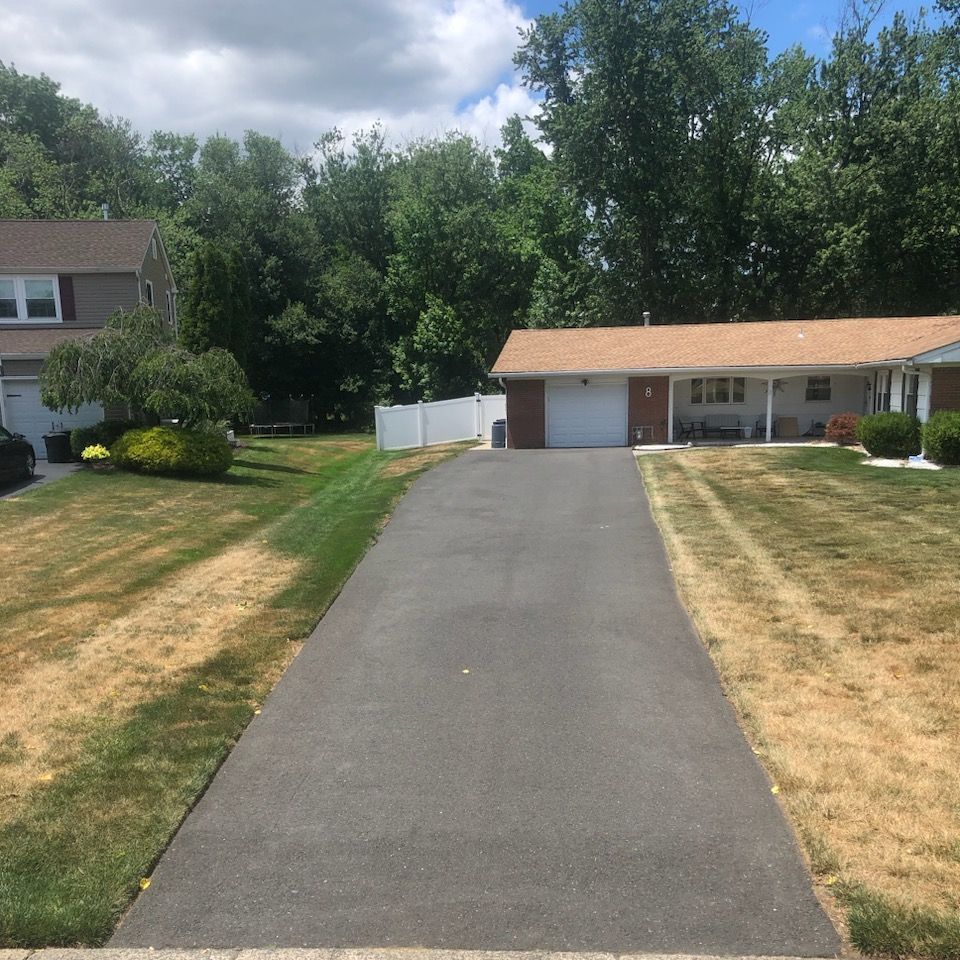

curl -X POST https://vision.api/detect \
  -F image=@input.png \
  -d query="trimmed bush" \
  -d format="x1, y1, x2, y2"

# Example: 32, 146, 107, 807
856, 411, 922, 458
70, 419, 138, 459
110, 426, 232, 476
825, 412, 861, 445
922, 410, 960, 465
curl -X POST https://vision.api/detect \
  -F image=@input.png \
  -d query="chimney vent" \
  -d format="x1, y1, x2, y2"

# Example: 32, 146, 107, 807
642, 311, 651, 327
101, 203, 110, 220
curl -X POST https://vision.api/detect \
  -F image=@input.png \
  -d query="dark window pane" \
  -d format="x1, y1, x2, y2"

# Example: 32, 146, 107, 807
24, 279, 57, 318
806, 376, 831, 401
0, 279, 16, 317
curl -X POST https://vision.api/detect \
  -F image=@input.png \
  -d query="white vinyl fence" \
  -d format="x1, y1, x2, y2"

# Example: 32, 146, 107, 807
375, 393, 506, 451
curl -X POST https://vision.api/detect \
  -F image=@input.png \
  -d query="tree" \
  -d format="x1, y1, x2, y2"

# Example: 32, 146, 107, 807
515, 0, 801, 323
179, 241, 252, 365
387, 134, 520, 398
40, 305, 253, 426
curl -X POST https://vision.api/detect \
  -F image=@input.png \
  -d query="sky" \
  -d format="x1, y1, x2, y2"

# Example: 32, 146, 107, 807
0, 0, 936, 153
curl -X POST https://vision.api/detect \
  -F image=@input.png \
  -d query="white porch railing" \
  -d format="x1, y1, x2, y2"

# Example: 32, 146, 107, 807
374, 393, 506, 451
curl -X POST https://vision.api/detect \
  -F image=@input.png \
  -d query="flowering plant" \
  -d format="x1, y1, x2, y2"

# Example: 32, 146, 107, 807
81, 443, 111, 462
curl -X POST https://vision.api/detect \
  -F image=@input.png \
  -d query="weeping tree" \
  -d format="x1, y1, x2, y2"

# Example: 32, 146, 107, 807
39, 305, 253, 427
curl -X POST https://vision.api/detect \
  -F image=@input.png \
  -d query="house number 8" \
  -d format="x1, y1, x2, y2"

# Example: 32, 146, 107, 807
644, 386, 652, 398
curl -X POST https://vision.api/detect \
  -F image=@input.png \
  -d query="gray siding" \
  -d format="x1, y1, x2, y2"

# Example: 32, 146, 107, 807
2, 358, 43, 376
73, 272, 139, 325
103, 402, 131, 421
138, 231, 177, 328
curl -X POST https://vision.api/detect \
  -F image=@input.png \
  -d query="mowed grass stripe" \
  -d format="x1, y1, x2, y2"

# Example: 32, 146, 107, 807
0, 436, 465, 948
638, 447, 960, 959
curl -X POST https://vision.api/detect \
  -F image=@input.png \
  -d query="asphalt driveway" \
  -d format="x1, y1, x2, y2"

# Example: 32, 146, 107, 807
113, 448, 839, 955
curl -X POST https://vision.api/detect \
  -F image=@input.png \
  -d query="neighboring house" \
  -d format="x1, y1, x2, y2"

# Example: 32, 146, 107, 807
490, 315, 960, 448
0, 219, 177, 457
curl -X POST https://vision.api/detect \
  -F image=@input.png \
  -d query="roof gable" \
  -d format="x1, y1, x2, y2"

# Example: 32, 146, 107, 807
490, 316, 960, 375
0, 220, 158, 273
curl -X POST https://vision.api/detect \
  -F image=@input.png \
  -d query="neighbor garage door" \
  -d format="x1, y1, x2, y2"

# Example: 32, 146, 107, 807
546, 380, 628, 448
1, 379, 102, 457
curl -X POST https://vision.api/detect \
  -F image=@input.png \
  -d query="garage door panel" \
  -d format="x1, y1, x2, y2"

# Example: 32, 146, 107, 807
547, 382, 627, 448
2, 380, 102, 457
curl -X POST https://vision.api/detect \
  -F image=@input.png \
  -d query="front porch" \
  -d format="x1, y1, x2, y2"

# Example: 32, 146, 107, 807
664, 372, 872, 444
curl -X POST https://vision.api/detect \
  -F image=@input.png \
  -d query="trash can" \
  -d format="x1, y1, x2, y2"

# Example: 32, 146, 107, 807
43, 431, 72, 463
491, 418, 507, 449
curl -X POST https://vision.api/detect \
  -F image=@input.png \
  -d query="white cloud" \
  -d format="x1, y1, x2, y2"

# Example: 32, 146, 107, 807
0, 0, 535, 149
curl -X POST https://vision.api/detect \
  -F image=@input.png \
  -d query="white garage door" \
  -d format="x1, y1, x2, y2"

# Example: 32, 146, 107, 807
1, 379, 102, 457
547, 381, 628, 448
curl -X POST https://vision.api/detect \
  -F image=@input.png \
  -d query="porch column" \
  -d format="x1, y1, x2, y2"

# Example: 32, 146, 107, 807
765, 377, 774, 442
667, 375, 675, 443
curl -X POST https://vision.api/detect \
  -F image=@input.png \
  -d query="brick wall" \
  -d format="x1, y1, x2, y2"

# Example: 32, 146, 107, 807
628, 376, 670, 443
930, 367, 960, 414
506, 379, 545, 448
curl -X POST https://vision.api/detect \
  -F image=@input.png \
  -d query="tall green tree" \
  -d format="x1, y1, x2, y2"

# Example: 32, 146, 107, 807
516, 0, 807, 322
179, 242, 252, 365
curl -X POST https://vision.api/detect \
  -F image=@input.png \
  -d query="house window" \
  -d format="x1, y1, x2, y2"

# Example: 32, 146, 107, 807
903, 373, 919, 418
144, 280, 154, 307
691, 376, 745, 404
876, 371, 891, 412
0, 276, 61, 322
165, 290, 174, 325
151, 237, 158, 259
805, 375, 832, 402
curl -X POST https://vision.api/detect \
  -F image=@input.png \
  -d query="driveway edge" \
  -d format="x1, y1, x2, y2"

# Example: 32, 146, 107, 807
10, 951, 837, 960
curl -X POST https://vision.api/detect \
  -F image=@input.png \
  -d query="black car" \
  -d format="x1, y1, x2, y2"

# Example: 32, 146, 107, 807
0, 426, 36, 481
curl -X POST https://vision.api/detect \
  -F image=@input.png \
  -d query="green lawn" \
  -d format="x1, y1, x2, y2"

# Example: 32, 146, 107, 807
638, 446, 960, 959
0, 435, 464, 947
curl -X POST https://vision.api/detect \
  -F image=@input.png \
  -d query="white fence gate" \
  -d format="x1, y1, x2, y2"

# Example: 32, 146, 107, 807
375, 393, 506, 451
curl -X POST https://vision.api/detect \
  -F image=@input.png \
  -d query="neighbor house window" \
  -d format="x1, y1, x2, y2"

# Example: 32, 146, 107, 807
0, 280, 16, 318
691, 377, 745, 404
144, 280, 154, 307
151, 237, 158, 259
0, 276, 61, 322
805, 376, 832, 401
165, 290, 174, 325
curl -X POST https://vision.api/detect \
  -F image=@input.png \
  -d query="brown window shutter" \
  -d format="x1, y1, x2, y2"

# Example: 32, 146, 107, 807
58, 275, 76, 322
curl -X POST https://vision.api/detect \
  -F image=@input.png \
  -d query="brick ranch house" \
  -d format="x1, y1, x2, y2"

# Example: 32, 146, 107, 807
0, 219, 177, 456
490, 315, 960, 449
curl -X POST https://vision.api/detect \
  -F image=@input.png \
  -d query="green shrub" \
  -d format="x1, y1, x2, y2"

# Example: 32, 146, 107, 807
69, 419, 138, 459
922, 410, 960, 465
825, 412, 861, 444
110, 427, 232, 476
857, 412, 921, 458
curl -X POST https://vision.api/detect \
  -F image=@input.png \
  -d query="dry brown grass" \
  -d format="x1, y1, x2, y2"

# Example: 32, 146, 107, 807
0, 540, 299, 822
637, 447, 960, 920
379, 442, 470, 477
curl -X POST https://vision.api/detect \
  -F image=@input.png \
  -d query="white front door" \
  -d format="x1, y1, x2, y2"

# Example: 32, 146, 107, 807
1, 379, 102, 457
547, 381, 628, 448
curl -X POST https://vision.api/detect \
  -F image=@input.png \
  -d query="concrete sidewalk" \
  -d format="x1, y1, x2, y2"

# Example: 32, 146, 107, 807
111, 450, 839, 955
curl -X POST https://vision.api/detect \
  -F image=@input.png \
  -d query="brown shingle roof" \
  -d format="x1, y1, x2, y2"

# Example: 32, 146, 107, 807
0, 326, 99, 357
490, 316, 960, 375
0, 220, 156, 273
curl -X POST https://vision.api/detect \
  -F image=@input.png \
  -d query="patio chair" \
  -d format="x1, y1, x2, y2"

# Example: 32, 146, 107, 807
676, 418, 703, 440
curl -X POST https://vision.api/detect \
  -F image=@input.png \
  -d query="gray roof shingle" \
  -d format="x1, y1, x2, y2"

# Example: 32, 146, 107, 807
0, 220, 157, 273
0, 326, 99, 357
